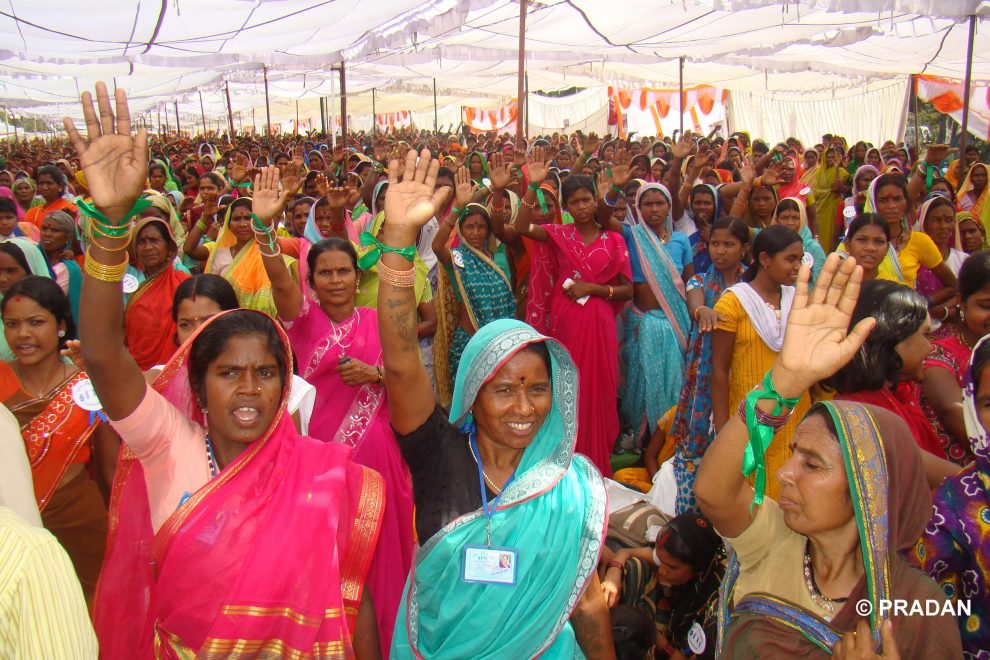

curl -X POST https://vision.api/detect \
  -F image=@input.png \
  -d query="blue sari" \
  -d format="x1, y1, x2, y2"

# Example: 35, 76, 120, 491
392, 320, 607, 659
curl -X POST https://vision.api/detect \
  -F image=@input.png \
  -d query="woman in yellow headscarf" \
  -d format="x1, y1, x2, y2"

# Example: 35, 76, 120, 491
956, 162, 990, 236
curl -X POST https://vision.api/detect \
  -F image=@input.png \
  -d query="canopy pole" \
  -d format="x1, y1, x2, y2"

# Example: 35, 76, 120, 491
263, 66, 272, 136
516, 0, 527, 144
525, 73, 530, 140
911, 74, 920, 157
679, 57, 685, 136
163, 103, 169, 135
959, 15, 977, 160
158, 105, 164, 136
199, 91, 208, 137
320, 97, 327, 134
295, 100, 300, 136
225, 81, 235, 137
174, 101, 180, 135
433, 78, 438, 132
372, 88, 377, 138
339, 63, 348, 142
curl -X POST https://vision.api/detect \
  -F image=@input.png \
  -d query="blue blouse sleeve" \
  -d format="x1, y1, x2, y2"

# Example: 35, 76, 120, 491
622, 225, 646, 284
670, 232, 692, 272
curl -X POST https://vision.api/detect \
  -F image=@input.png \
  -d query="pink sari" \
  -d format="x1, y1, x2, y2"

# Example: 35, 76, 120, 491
540, 224, 632, 476
94, 310, 385, 658
284, 299, 415, 655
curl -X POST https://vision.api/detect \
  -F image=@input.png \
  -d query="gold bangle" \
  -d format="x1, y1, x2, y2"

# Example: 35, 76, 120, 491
378, 260, 416, 288
84, 250, 128, 282
87, 225, 133, 252
87, 216, 132, 240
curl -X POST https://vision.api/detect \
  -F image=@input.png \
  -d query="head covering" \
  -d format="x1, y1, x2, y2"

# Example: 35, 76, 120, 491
0, 186, 23, 220
143, 193, 187, 247
395, 319, 606, 658
773, 197, 826, 282
957, 162, 990, 236
0, 237, 52, 285
635, 182, 674, 235
302, 198, 359, 245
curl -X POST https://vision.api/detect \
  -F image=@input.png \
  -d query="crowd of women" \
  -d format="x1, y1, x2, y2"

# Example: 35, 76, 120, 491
0, 81, 989, 659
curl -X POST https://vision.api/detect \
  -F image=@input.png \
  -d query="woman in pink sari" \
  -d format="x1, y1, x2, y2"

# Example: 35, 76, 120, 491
257, 173, 414, 656
70, 83, 385, 658
515, 154, 632, 476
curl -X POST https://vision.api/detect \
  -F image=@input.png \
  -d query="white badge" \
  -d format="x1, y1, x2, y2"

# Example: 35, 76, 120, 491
71, 379, 103, 412
842, 205, 857, 219
687, 622, 707, 654
461, 545, 518, 585
452, 250, 465, 269
121, 273, 139, 294
802, 252, 815, 268
799, 186, 812, 196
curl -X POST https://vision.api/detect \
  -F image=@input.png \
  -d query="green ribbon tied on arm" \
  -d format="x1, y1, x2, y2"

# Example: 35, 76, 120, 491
925, 164, 936, 192
536, 188, 548, 215
741, 370, 801, 511
75, 197, 153, 232
357, 231, 418, 270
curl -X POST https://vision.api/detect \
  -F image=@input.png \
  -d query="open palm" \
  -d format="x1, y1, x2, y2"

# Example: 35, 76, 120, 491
252, 168, 292, 225
384, 149, 449, 231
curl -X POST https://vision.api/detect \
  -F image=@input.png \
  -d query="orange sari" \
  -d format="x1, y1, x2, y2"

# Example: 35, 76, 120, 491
124, 265, 190, 370
24, 197, 77, 228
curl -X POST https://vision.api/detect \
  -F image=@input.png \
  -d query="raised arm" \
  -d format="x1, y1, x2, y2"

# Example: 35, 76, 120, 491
513, 148, 552, 242
729, 161, 757, 219
487, 154, 520, 243
666, 134, 694, 221
67, 83, 150, 420
432, 168, 476, 265
253, 167, 300, 320
379, 149, 450, 434
695, 254, 874, 538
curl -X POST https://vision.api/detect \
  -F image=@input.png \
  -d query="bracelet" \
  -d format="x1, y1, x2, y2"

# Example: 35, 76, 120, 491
609, 184, 623, 194
76, 197, 151, 230
357, 231, 418, 269
754, 176, 763, 188
606, 285, 614, 300
258, 243, 282, 258
741, 370, 802, 510
84, 250, 129, 283
377, 259, 417, 288
693, 306, 704, 322
606, 560, 624, 572
736, 399, 791, 430
87, 226, 133, 252
88, 216, 133, 239
521, 197, 536, 209
195, 219, 209, 234
935, 305, 950, 322
449, 206, 463, 217
375, 367, 383, 384
602, 193, 617, 208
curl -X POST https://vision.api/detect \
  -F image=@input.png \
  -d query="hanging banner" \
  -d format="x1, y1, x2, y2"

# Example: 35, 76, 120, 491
376, 111, 413, 133
463, 100, 519, 134
608, 86, 727, 139
917, 75, 990, 140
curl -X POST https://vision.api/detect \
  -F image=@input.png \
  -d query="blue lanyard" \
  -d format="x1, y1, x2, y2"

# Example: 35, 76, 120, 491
470, 431, 514, 546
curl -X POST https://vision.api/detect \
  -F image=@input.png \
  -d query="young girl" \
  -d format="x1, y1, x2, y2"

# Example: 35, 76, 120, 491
711, 225, 811, 500
670, 216, 748, 514
842, 213, 889, 281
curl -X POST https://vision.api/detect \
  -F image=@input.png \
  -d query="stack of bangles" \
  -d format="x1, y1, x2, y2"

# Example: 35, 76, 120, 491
251, 214, 280, 257
736, 395, 792, 430
80, 198, 146, 283
378, 259, 415, 288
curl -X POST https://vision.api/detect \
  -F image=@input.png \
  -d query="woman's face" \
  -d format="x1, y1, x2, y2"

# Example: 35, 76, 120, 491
867, 151, 882, 168
13, 183, 33, 204
532, 194, 558, 225
708, 228, 745, 272
779, 158, 796, 182
824, 150, 837, 168
761, 241, 803, 286
847, 225, 889, 272
691, 192, 716, 226
472, 349, 552, 454
750, 187, 776, 219
314, 203, 339, 238
776, 414, 855, 537
612, 198, 628, 226
3, 296, 63, 367
201, 157, 214, 172
803, 151, 818, 170
776, 208, 802, 233
375, 188, 387, 213
40, 218, 69, 253
923, 204, 956, 246
310, 249, 357, 308
602, 144, 615, 161
199, 176, 219, 199
185, 169, 199, 186
0, 171, 12, 188
638, 189, 670, 233
36, 173, 61, 203
855, 169, 877, 195
960, 219, 985, 253
895, 316, 933, 382
136, 223, 172, 273
228, 204, 253, 243
0, 252, 27, 295
460, 213, 490, 251
175, 296, 223, 345
292, 202, 312, 236
875, 183, 907, 225
854, 144, 867, 161
149, 168, 167, 191
962, 284, 990, 341
654, 543, 696, 588
304, 177, 319, 197
202, 334, 282, 446
469, 155, 483, 178
971, 165, 987, 193
651, 162, 664, 181
565, 188, 597, 226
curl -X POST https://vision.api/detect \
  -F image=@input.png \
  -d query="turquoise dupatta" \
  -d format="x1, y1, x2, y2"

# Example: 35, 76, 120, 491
392, 320, 607, 659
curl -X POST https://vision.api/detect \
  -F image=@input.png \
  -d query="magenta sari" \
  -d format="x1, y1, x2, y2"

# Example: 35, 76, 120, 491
538, 224, 631, 476
284, 299, 415, 655
94, 310, 385, 658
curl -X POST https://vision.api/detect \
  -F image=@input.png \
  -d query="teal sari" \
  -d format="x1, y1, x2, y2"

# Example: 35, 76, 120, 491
392, 319, 608, 659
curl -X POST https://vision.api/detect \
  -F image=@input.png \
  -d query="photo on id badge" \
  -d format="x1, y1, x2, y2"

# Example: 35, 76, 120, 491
462, 545, 518, 585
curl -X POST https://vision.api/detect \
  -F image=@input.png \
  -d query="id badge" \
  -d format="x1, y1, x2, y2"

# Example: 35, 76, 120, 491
461, 545, 518, 585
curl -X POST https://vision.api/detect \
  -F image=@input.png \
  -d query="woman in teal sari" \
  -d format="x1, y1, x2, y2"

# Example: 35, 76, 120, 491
772, 196, 826, 286
379, 149, 613, 659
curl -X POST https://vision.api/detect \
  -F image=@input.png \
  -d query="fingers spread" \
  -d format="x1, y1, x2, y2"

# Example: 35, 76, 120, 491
64, 117, 86, 155
96, 82, 115, 138
115, 87, 131, 136
81, 91, 101, 141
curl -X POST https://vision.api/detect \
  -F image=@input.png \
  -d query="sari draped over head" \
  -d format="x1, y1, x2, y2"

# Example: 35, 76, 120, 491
392, 319, 608, 659
24, 195, 76, 229
842, 165, 880, 221
956, 162, 990, 236
95, 310, 385, 659
919, 335, 990, 657
43, 209, 83, 322
620, 183, 691, 436
206, 198, 297, 317
124, 218, 191, 370
864, 175, 909, 283
686, 184, 721, 273
143, 193, 188, 248
466, 151, 490, 184
298, 200, 362, 299
812, 153, 850, 251
772, 197, 826, 284
913, 197, 967, 298
153, 158, 181, 192
719, 402, 960, 659
776, 155, 809, 201
0, 185, 41, 242
0, 238, 53, 361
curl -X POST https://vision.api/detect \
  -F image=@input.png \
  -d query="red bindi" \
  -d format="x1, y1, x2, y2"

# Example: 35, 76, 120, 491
11, 296, 22, 303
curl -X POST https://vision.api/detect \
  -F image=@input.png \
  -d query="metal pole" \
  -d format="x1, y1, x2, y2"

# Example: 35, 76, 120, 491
339, 63, 348, 142
525, 74, 530, 140
515, 0, 527, 143
433, 78, 438, 132
263, 66, 272, 136
295, 100, 300, 135
225, 81, 235, 137
158, 105, 163, 136
372, 88, 377, 138
678, 56, 685, 136
199, 90, 208, 136
911, 74, 921, 156
959, 15, 977, 160
164, 103, 170, 134
320, 97, 327, 134
174, 101, 180, 135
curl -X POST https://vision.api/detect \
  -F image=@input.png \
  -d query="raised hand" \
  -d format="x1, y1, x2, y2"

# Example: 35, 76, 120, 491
672, 132, 695, 160
229, 162, 248, 184
581, 133, 601, 156
596, 169, 610, 201
740, 160, 756, 186
760, 163, 783, 187
488, 153, 512, 191
325, 186, 350, 210
611, 148, 633, 188
383, 149, 449, 232
63, 82, 148, 220
526, 147, 552, 185
315, 173, 331, 199
454, 167, 478, 208
252, 167, 293, 225
924, 144, 957, 166
332, 146, 347, 164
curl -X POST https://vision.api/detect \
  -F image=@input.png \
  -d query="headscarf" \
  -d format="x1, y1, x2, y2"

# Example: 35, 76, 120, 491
777, 154, 810, 201
393, 319, 606, 658
956, 162, 990, 236
465, 151, 490, 184
143, 193, 187, 248
0, 238, 54, 360
0, 186, 24, 220
912, 196, 961, 251
772, 197, 825, 283
955, 210, 987, 252
302, 199, 360, 246
659, 513, 725, 649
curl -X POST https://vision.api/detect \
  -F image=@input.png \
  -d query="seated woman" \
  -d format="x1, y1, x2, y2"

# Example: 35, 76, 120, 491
600, 513, 725, 659
919, 335, 990, 657
379, 149, 614, 658
70, 82, 384, 658
695, 253, 962, 658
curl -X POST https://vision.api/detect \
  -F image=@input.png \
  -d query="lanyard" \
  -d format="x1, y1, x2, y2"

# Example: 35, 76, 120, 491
470, 431, 514, 546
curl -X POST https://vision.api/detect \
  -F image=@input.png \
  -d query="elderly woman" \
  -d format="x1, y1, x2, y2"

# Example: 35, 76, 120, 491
696, 253, 961, 658
379, 149, 614, 658
39, 210, 83, 320
11, 176, 41, 214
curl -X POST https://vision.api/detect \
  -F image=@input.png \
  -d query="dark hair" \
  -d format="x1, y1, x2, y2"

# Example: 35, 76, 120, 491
845, 213, 890, 243
516, 340, 552, 377
775, 198, 801, 218
930, 177, 956, 198
36, 165, 66, 190
973, 339, 990, 390
149, 162, 167, 178
436, 166, 455, 182
742, 225, 801, 282
822, 280, 928, 393
188, 310, 288, 408
171, 274, 239, 322
965, 145, 980, 155
710, 215, 750, 245
136, 218, 175, 250
921, 196, 956, 225
228, 197, 252, 217
0, 241, 32, 274
292, 197, 314, 213
200, 171, 225, 190
959, 251, 990, 300
0, 197, 17, 216
610, 605, 655, 660
873, 173, 910, 206
1, 276, 75, 346
560, 174, 595, 205
306, 238, 359, 289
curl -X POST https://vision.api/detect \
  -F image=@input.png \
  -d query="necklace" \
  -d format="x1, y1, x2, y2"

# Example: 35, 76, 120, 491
468, 438, 502, 494
204, 434, 219, 478
15, 360, 67, 399
803, 541, 848, 615
327, 308, 360, 351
